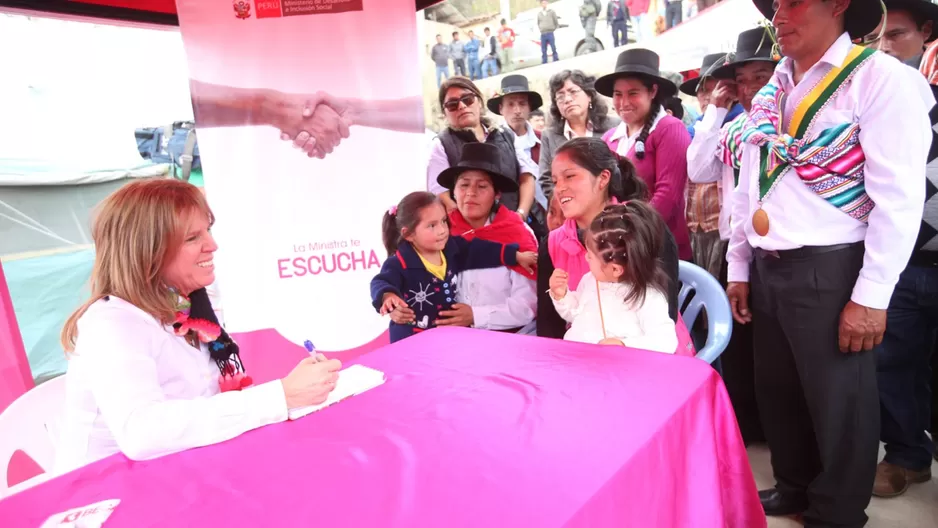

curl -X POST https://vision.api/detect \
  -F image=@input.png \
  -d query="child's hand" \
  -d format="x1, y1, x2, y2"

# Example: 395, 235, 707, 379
516, 251, 538, 273
549, 269, 568, 299
380, 293, 407, 315
598, 337, 625, 346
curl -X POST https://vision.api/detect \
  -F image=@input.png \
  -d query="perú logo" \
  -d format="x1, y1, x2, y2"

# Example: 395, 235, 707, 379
233, 0, 252, 19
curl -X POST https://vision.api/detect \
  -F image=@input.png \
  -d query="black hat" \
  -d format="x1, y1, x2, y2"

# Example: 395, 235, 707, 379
679, 53, 731, 96
752, 0, 882, 39
883, 0, 938, 42
595, 48, 678, 98
437, 143, 519, 193
487, 75, 544, 114
713, 26, 781, 79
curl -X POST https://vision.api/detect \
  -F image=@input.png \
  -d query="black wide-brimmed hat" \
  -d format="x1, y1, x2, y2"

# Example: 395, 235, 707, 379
487, 75, 544, 114
883, 0, 938, 42
595, 48, 678, 98
680, 53, 731, 96
437, 143, 519, 193
753, 0, 882, 39
713, 26, 782, 79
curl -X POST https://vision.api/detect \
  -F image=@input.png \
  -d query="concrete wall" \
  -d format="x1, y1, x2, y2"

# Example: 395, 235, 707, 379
419, 0, 762, 130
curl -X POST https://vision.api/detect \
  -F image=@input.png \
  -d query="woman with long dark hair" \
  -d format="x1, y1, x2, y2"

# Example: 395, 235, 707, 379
537, 70, 619, 202
537, 137, 693, 354
595, 49, 692, 260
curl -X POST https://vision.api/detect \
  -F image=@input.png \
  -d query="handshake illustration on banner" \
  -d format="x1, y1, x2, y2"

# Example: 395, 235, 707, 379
272, 91, 354, 159
189, 79, 424, 160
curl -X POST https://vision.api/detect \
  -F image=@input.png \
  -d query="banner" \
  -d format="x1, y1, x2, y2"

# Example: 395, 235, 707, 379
174, 0, 425, 372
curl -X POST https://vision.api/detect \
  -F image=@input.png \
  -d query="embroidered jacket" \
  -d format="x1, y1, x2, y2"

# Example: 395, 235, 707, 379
371, 237, 520, 342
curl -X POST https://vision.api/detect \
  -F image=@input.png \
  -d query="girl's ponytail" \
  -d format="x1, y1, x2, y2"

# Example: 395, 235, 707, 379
382, 206, 401, 256
381, 192, 441, 257
613, 153, 648, 202
588, 201, 669, 307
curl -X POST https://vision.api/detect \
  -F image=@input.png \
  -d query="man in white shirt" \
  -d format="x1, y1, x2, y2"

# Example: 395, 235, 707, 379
728, 1, 934, 526
684, 52, 736, 279
686, 30, 779, 448
488, 74, 548, 239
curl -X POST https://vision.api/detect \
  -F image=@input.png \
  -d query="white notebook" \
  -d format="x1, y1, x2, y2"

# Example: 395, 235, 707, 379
287, 364, 386, 420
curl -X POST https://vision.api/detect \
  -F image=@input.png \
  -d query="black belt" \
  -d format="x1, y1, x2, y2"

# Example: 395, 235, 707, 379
909, 250, 938, 268
754, 242, 862, 260
493, 326, 525, 334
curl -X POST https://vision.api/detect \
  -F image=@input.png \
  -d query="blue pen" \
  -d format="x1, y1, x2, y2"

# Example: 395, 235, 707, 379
304, 340, 325, 362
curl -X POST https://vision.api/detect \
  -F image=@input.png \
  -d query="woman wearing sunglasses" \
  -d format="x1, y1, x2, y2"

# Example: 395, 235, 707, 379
426, 77, 538, 225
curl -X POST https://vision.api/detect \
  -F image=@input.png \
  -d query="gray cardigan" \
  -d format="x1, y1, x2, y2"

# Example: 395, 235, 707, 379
538, 115, 620, 198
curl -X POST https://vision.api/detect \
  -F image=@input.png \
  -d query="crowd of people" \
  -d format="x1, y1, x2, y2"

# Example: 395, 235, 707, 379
50, 1, 938, 527
431, 0, 715, 85
405, 0, 938, 525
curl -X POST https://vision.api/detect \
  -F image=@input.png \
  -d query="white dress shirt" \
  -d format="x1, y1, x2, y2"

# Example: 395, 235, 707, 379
687, 104, 736, 240
551, 272, 677, 354
727, 33, 934, 309
511, 122, 547, 209
606, 108, 668, 157
55, 296, 288, 473
563, 119, 595, 140
513, 121, 540, 157
426, 127, 539, 196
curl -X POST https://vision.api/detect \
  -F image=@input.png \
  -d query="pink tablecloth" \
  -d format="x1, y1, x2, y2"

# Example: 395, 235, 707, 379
0, 327, 764, 528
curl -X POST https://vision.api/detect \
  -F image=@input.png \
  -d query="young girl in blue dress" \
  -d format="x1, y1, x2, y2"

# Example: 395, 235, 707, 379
371, 191, 537, 343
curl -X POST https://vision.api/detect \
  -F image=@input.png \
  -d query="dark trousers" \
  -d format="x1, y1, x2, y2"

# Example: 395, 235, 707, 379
718, 244, 763, 446
611, 19, 628, 47
453, 58, 466, 77
540, 32, 558, 63
877, 264, 938, 471
752, 243, 878, 528
666, 1, 683, 29
932, 338, 938, 439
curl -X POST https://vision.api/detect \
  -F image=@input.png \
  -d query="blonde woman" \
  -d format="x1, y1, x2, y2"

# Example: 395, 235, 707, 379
55, 179, 340, 473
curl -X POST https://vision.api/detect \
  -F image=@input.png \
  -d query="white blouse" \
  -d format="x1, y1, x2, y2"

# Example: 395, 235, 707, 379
54, 296, 288, 474
456, 267, 537, 334
551, 272, 677, 354
454, 221, 538, 334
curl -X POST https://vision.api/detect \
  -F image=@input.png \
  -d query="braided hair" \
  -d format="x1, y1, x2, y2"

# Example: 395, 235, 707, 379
634, 78, 666, 161
587, 202, 670, 307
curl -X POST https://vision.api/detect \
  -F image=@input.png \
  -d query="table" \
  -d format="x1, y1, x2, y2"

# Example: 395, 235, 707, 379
0, 327, 765, 527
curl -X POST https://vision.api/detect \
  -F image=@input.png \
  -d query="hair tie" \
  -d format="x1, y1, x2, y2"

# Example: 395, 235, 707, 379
388, 205, 398, 216
635, 141, 645, 155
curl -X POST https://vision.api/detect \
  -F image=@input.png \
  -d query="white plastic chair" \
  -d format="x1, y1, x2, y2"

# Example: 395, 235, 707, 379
678, 261, 733, 364
0, 375, 66, 496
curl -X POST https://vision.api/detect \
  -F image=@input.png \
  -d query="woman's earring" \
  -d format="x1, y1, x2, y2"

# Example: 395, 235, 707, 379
589, 102, 593, 110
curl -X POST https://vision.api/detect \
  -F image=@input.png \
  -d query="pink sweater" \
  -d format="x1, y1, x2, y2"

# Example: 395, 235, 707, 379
602, 116, 693, 260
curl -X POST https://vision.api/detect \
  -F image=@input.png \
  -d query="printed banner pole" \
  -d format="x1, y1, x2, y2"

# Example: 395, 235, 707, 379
174, 0, 426, 381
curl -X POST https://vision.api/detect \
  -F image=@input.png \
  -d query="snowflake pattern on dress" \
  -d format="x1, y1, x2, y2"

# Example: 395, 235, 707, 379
402, 269, 459, 329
